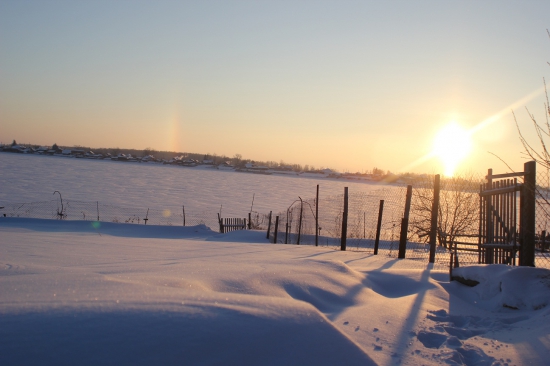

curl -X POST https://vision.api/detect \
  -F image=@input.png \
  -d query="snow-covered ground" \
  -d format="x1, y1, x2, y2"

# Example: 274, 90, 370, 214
0, 153, 394, 216
2, 153, 550, 365
2, 218, 549, 365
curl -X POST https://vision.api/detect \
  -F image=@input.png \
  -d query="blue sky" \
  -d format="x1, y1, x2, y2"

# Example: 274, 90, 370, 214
1, 0, 549, 174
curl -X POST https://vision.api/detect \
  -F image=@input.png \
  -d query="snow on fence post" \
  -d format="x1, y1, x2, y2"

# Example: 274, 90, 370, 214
429, 174, 441, 263
273, 216, 279, 244
266, 211, 272, 239
398, 185, 413, 259
374, 200, 384, 255
341, 187, 349, 251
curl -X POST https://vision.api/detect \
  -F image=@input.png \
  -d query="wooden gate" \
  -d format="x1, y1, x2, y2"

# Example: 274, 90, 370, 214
217, 213, 247, 233
479, 161, 536, 266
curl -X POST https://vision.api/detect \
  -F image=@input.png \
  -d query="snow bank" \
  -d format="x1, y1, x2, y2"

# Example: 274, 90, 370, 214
453, 265, 550, 311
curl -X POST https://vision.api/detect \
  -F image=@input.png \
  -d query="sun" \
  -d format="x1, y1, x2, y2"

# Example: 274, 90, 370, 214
433, 122, 472, 177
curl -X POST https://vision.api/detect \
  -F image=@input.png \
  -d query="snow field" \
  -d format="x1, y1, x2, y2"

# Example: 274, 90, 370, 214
2, 218, 550, 365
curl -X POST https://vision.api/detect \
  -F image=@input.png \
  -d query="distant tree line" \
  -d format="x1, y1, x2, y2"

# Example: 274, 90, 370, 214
2, 140, 463, 182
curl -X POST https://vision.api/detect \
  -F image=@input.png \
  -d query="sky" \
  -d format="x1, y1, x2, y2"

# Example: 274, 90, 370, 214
1, 0, 550, 175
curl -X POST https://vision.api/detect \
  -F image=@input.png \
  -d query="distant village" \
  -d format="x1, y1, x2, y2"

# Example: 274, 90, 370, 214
0, 141, 432, 185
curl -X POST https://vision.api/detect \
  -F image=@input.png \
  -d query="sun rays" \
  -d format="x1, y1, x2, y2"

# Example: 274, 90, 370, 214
400, 86, 546, 176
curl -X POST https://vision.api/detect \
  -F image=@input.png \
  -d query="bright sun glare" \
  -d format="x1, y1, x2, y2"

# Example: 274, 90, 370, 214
433, 122, 472, 177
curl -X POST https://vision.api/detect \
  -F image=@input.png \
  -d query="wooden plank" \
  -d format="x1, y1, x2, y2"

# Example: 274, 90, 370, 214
480, 184, 522, 197
487, 171, 525, 179
480, 243, 516, 249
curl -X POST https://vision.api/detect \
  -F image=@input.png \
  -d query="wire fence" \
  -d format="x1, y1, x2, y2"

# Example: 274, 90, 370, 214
3, 166, 550, 270
0, 199, 216, 229
255, 170, 550, 270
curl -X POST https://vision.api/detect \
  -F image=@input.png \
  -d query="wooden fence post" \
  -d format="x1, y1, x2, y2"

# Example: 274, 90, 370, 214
285, 221, 289, 244
315, 184, 319, 247
429, 174, 440, 263
217, 213, 223, 233
374, 200, 384, 255
341, 187, 349, 251
248, 212, 252, 229
267, 211, 272, 239
274, 216, 279, 243
398, 185, 413, 259
183, 205, 186, 226
486, 169, 493, 263
297, 198, 303, 245
521, 161, 536, 267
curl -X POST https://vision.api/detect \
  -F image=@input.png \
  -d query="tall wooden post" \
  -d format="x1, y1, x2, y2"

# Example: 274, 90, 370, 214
341, 187, 349, 251
217, 213, 224, 233
266, 211, 272, 239
297, 198, 303, 245
484, 169, 494, 263
429, 174, 441, 263
248, 212, 252, 229
273, 216, 279, 244
374, 200, 384, 255
315, 184, 319, 247
521, 161, 536, 267
398, 185, 413, 259
285, 221, 289, 244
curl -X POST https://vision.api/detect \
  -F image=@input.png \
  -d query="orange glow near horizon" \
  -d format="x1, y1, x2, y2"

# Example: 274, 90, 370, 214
169, 108, 182, 153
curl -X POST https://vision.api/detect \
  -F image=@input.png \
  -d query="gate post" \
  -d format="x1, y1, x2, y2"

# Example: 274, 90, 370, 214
398, 185, 413, 259
521, 161, 536, 267
429, 174, 440, 263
